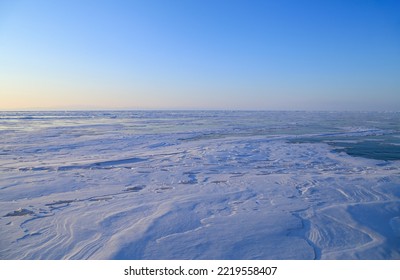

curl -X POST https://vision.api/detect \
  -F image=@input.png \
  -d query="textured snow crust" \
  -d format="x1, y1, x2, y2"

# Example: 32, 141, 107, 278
0, 111, 399, 259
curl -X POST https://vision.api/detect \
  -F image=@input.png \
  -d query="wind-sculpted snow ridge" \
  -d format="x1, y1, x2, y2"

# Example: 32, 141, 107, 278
0, 111, 399, 259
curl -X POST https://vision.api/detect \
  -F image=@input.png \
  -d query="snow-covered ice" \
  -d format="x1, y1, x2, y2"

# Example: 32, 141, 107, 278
0, 111, 399, 259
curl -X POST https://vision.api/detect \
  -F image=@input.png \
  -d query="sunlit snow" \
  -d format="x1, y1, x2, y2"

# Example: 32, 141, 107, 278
0, 111, 399, 259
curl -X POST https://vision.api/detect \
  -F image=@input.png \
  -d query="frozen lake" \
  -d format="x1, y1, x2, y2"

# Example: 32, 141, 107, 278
0, 111, 399, 259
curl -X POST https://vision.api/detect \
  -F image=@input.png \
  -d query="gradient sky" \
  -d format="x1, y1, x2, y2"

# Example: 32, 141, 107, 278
1, 0, 399, 110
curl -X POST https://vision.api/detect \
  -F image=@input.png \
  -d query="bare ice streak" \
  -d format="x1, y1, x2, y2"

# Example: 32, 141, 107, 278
0, 111, 399, 259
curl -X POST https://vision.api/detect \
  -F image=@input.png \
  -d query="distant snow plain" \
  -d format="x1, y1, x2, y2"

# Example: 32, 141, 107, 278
0, 111, 399, 259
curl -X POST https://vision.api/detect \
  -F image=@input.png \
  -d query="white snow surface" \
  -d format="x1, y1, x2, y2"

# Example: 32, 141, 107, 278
0, 111, 399, 259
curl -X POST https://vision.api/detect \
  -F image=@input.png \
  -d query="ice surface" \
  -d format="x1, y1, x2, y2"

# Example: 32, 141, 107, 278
0, 111, 399, 259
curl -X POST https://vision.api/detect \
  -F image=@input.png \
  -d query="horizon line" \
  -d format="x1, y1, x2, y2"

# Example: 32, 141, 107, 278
1, 108, 399, 113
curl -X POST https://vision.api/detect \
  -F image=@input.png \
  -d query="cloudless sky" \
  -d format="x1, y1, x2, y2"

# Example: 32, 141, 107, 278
0, 0, 399, 110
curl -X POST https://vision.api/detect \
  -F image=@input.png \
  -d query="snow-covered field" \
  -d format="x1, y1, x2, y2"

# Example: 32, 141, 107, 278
0, 111, 399, 259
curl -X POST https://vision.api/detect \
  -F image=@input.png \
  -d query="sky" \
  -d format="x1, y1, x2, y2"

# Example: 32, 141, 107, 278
0, 0, 399, 110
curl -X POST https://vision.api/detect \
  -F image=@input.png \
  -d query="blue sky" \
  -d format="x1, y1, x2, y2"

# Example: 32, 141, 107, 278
1, 0, 399, 110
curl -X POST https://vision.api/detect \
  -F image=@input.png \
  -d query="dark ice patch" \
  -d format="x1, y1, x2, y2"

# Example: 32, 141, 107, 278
4, 208, 34, 217
125, 185, 146, 192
